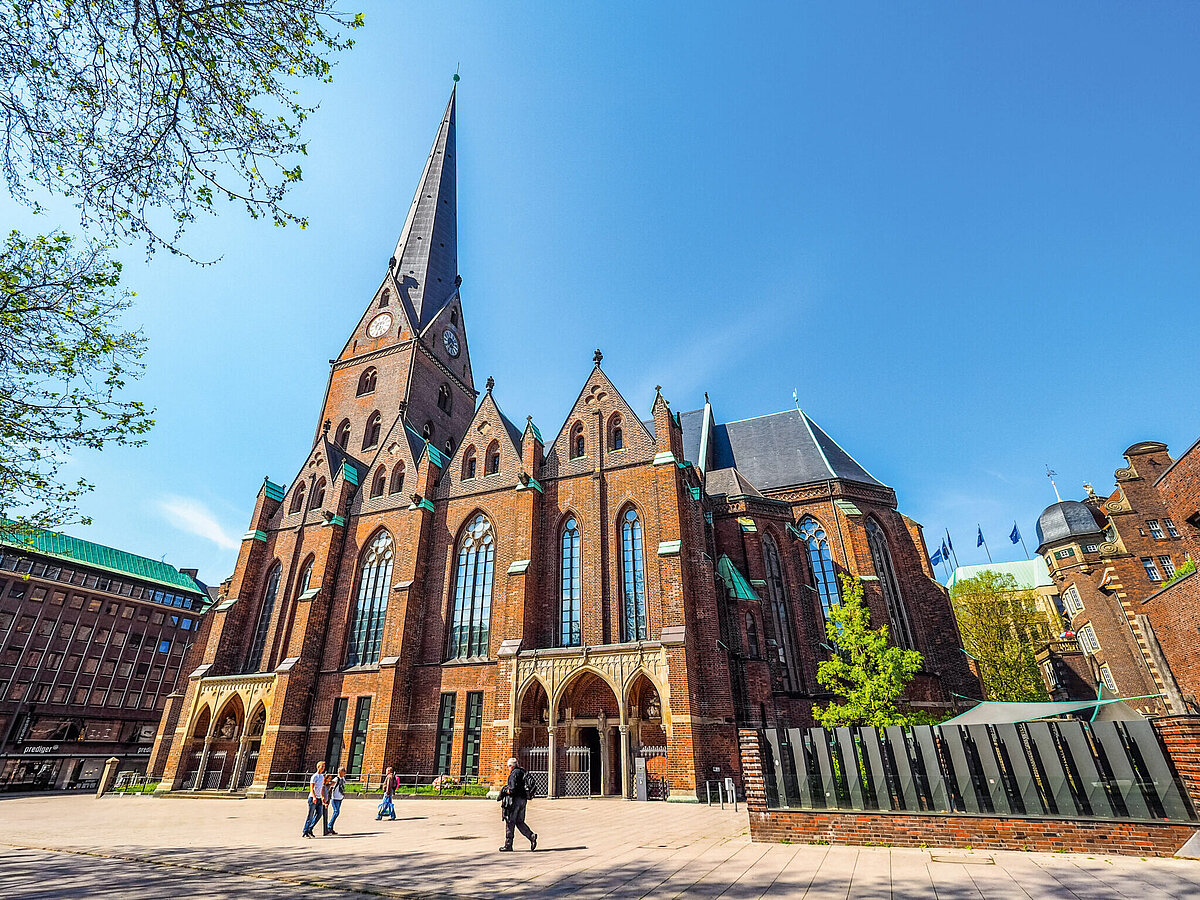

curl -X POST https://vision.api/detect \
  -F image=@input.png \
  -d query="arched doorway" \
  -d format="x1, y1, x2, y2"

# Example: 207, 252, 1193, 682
554, 670, 622, 797
204, 695, 244, 790
237, 704, 267, 789
515, 679, 550, 795
181, 706, 211, 790
627, 672, 668, 800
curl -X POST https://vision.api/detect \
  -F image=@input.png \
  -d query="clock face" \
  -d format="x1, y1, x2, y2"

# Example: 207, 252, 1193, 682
442, 328, 460, 357
367, 313, 392, 338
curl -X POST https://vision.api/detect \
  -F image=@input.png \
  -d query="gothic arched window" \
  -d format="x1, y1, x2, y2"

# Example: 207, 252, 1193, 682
621, 507, 647, 641
762, 534, 799, 690
422, 421, 433, 442
797, 516, 840, 625
745, 612, 760, 658
370, 466, 386, 498
245, 562, 281, 673
335, 419, 351, 450
486, 441, 501, 475
437, 383, 453, 414
570, 422, 585, 459
450, 308, 458, 326
449, 515, 495, 659
363, 411, 382, 449
866, 518, 915, 650
309, 477, 326, 510
297, 556, 315, 597
346, 531, 394, 667
357, 367, 377, 396
389, 462, 405, 494
609, 414, 624, 451
462, 446, 477, 480
379, 289, 390, 308
560, 517, 581, 647
289, 482, 306, 514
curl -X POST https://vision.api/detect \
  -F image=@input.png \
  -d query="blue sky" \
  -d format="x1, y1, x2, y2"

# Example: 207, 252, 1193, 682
6, 2, 1200, 585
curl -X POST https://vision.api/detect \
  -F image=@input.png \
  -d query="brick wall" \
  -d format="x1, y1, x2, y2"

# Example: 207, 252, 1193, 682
739, 728, 1199, 857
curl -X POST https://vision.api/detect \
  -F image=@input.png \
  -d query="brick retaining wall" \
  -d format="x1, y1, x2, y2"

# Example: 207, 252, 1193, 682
738, 728, 1200, 858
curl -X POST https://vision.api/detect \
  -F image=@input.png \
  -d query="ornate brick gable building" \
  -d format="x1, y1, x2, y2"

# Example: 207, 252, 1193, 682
151, 88, 977, 799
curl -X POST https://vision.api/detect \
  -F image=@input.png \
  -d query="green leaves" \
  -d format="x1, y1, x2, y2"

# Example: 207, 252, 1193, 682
813, 574, 928, 728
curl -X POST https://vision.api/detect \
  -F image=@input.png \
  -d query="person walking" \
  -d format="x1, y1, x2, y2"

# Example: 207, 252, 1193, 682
325, 766, 346, 835
302, 761, 326, 838
376, 766, 397, 821
498, 756, 537, 852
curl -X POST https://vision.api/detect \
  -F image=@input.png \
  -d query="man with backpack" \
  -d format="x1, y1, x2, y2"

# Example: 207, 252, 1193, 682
376, 766, 398, 821
498, 756, 537, 852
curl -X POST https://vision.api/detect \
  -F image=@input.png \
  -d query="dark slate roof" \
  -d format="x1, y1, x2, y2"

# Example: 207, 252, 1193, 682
680, 409, 705, 469
705, 467, 765, 498
681, 407, 885, 491
390, 87, 458, 330
403, 422, 428, 466
1035, 500, 1105, 550
493, 403, 525, 453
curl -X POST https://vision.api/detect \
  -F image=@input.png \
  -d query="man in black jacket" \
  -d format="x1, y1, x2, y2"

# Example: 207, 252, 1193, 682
499, 756, 537, 852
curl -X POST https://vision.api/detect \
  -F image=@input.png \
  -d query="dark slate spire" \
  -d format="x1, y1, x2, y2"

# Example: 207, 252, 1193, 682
391, 86, 458, 330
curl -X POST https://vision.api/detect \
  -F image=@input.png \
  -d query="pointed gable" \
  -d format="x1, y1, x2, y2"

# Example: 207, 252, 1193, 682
442, 386, 526, 497
543, 362, 655, 478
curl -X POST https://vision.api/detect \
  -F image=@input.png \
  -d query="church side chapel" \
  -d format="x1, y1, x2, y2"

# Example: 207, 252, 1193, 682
150, 87, 978, 800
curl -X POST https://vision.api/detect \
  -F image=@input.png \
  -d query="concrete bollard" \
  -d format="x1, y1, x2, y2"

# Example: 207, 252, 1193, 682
95, 757, 121, 797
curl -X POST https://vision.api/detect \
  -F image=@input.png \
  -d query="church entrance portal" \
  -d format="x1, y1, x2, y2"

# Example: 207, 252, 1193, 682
580, 726, 602, 795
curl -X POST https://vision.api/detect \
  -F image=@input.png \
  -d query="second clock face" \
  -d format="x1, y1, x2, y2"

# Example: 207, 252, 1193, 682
367, 313, 392, 338
443, 328, 460, 357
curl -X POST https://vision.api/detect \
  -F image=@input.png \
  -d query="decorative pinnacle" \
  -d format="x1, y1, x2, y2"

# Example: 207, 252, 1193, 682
655, 385, 662, 395
322, 419, 331, 436
486, 376, 495, 393
593, 348, 603, 366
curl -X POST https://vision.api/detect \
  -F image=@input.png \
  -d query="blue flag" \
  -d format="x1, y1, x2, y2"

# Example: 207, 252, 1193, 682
977, 526, 985, 547
942, 539, 951, 561
946, 532, 954, 553
930, 547, 944, 566
1010, 523, 1021, 544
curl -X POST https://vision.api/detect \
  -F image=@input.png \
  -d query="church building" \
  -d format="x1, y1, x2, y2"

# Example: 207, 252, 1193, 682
150, 87, 977, 799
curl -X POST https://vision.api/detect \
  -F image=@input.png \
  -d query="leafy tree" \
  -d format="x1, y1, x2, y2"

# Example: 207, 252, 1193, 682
0, 230, 151, 534
814, 574, 927, 727
0, 2, 361, 533
0, 1, 364, 254
949, 570, 1057, 702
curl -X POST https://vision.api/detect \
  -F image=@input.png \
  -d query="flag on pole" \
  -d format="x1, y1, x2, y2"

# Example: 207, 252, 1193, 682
930, 547, 944, 567
942, 539, 951, 561
977, 526, 985, 547
946, 531, 954, 553
1010, 523, 1022, 544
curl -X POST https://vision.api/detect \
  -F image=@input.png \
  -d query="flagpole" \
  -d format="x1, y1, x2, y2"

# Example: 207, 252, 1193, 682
978, 524, 993, 563
1015, 520, 1030, 557
945, 528, 961, 569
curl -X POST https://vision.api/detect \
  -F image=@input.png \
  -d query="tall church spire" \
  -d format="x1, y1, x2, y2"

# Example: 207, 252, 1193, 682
391, 85, 458, 330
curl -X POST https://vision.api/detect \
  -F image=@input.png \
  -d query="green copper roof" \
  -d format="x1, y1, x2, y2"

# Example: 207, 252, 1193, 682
947, 558, 1054, 591
0, 527, 203, 594
716, 554, 759, 601
263, 479, 286, 502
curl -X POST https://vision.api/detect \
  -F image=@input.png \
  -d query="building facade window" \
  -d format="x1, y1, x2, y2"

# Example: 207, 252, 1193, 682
357, 367, 377, 396
1141, 557, 1162, 582
325, 697, 348, 770
462, 446, 477, 480
486, 441, 500, 475
1164, 518, 1180, 538
422, 421, 433, 441
310, 478, 326, 510
1099, 664, 1118, 695
560, 517, 581, 647
1159, 556, 1176, 578
389, 462, 405, 494
570, 422, 585, 459
363, 411, 382, 449
761, 534, 799, 689
608, 414, 624, 451
449, 515, 495, 658
1148, 519, 1164, 539
297, 557, 315, 596
437, 384, 453, 414
335, 419, 351, 449
290, 483, 306, 514
435, 693, 456, 775
348, 697, 372, 774
346, 531, 394, 667
796, 516, 840, 624
1079, 623, 1100, 655
745, 612, 760, 658
461, 691, 484, 778
370, 467, 386, 498
1054, 548, 1075, 560
1062, 585, 1084, 616
621, 508, 647, 641
245, 562, 281, 673
865, 518, 916, 650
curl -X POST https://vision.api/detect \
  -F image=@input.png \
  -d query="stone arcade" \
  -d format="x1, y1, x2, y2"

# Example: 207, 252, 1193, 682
149, 87, 978, 799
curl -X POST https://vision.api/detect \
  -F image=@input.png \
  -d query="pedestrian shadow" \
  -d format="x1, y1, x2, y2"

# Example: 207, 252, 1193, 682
535, 846, 588, 852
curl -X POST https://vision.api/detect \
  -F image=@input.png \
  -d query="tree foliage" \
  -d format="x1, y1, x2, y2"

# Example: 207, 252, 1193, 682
0, 230, 152, 533
814, 574, 927, 728
0, 0, 363, 255
950, 570, 1057, 702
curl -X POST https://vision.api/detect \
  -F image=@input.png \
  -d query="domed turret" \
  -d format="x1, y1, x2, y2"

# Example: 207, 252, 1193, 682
1035, 500, 1105, 551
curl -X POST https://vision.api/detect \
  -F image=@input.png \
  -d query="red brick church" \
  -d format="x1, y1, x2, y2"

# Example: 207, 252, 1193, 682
150, 87, 977, 799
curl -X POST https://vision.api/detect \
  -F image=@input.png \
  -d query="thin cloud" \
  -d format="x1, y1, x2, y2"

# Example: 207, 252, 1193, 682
157, 495, 239, 551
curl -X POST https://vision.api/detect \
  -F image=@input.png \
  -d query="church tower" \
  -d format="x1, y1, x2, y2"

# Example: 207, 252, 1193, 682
319, 85, 476, 463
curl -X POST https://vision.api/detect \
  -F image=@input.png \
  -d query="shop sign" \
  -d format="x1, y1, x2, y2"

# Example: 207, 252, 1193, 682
20, 744, 59, 754
136, 746, 152, 754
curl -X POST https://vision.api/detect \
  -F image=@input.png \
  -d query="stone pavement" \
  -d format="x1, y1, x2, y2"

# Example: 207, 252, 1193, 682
0, 794, 1198, 899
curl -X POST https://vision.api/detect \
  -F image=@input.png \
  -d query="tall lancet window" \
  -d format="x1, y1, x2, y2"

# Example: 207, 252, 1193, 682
621, 508, 647, 641
449, 515, 495, 658
560, 517, 581, 647
346, 531, 394, 667
797, 516, 840, 626
762, 534, 800, 690
866, 518, 916, 650
245, 563, 281, 673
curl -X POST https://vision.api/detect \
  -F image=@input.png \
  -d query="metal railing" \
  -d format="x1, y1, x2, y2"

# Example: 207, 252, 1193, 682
112, 773, 159, 795
262, 772, 487, 795
759, 720, 1196, 822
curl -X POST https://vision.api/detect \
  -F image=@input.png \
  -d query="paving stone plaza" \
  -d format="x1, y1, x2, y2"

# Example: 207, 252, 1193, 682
0, 795, 1198, 899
